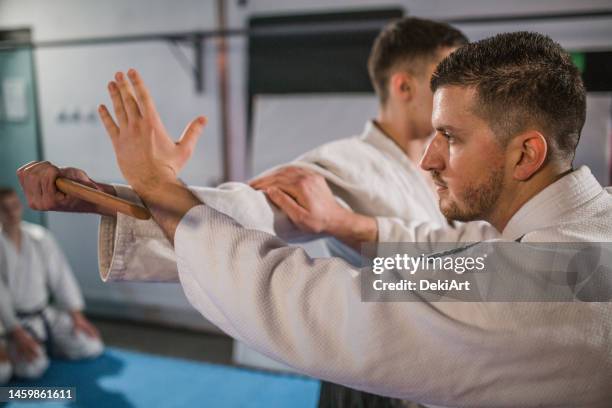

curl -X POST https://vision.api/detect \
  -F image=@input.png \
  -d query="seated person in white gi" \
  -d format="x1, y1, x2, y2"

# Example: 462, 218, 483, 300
0, 187, 103, 383
17, 32, 612, 406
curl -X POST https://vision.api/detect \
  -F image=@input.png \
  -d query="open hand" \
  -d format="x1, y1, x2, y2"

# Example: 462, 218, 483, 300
98, 69, 206, 197
250, 166, 347, 234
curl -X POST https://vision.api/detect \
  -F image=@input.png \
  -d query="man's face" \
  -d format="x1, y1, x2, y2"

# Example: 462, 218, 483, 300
420, 86, 507, 222
409, 47, 457, 139
0, 193, 23, 227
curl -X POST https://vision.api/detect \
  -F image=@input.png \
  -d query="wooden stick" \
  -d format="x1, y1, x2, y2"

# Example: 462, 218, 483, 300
55, 178, 151, 220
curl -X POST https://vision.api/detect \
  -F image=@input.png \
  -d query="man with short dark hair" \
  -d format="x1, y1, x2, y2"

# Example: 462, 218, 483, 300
0, 187, 103, 383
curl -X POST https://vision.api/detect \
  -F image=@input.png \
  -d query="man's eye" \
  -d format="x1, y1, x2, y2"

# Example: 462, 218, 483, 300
443, 132, 455, 143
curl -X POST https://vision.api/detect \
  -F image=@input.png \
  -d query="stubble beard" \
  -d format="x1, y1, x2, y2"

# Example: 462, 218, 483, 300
439, 166, 505, 222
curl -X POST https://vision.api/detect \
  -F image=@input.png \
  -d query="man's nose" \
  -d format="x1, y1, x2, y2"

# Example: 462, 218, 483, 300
420, 133, 446, 171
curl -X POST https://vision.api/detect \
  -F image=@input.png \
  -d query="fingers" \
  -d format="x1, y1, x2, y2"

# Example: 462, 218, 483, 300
250, 166, 313, 191
59, 167, 99, 190
17, 162, 42, 209
83, 323, 100, 339
25, 344, 39, 362
127, 69, 158, 118
266, 187, 311, 230
107, 81, 128, 128
16, 161, 41, 195
19, 340, 40, 362
177, 116, 207, 155
73, 317, 100, 339
113, 71, 142, 122
41, 167, 63, 208
97, 104, 119, 140
252, 176, 298, 194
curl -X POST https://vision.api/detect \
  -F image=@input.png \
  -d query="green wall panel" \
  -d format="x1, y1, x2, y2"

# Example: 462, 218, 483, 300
0, 48, 43, 225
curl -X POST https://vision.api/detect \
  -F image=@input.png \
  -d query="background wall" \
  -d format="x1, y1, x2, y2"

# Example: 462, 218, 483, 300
0, 0, 610, 333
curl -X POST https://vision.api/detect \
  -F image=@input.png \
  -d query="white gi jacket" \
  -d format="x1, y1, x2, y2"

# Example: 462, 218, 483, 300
100, 165, 612, 407
0, 222, 85, 332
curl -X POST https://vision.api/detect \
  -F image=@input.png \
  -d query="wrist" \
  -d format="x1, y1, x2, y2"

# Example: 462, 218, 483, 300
134, 177, 202, 244
324, 207, 354, 236
130, 167, 179, 200
326, 209, 377, 250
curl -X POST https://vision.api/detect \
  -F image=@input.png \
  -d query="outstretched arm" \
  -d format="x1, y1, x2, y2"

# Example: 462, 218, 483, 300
90, 69, 604, 407
251, 166, 500, 252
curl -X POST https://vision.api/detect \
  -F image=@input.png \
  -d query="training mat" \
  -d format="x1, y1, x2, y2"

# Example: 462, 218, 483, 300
3, 347, 320, 408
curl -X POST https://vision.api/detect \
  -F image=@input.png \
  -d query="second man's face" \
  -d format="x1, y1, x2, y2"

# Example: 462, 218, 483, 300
421, 85, 507, 223
0, 193, 23, 226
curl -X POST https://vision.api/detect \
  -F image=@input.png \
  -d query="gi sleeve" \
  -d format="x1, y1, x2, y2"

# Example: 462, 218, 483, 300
172, 204, 611, 407
98, 183, 323, 282
43, 230, 85, 312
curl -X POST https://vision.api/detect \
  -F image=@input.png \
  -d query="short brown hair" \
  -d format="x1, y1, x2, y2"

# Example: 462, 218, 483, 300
368, 17, 468, 104
431, 31, 586, 162
0, 186, 16, 200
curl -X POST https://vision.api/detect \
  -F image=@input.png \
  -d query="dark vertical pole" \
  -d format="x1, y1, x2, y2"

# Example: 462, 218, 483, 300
28, 44, 47, 226
194, 35, 204, 93
216, 0, 233, 181
608, 101, 612, 185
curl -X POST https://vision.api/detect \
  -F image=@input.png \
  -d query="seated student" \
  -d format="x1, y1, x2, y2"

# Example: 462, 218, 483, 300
18, 31, 612, 406
0, 187, 103, 382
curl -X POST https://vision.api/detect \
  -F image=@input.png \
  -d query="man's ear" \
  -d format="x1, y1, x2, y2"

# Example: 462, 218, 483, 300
389, 72, 413, 103
510, 130, 548, 181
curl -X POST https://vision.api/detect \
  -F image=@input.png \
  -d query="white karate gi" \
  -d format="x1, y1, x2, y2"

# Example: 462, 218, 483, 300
0, 222, 103, 381
101, 165, 612, 407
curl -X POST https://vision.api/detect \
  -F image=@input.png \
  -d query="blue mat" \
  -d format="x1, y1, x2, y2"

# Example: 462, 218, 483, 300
3, 347, 320, 408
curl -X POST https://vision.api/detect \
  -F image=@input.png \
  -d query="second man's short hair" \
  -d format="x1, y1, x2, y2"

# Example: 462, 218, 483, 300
368, 17, 468, 104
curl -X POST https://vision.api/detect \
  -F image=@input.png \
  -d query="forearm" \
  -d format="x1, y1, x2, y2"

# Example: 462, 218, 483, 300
99, 180, 317, 282
135, 179, 202, 244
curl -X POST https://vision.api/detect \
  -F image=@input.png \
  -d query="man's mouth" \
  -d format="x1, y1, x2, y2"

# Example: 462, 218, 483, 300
431, 173, 448, 191
435, 184, 448, 193
433, 177, 448, 190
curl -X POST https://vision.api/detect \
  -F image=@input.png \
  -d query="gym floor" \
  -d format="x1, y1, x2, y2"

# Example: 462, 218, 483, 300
89, 316, 234, 366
